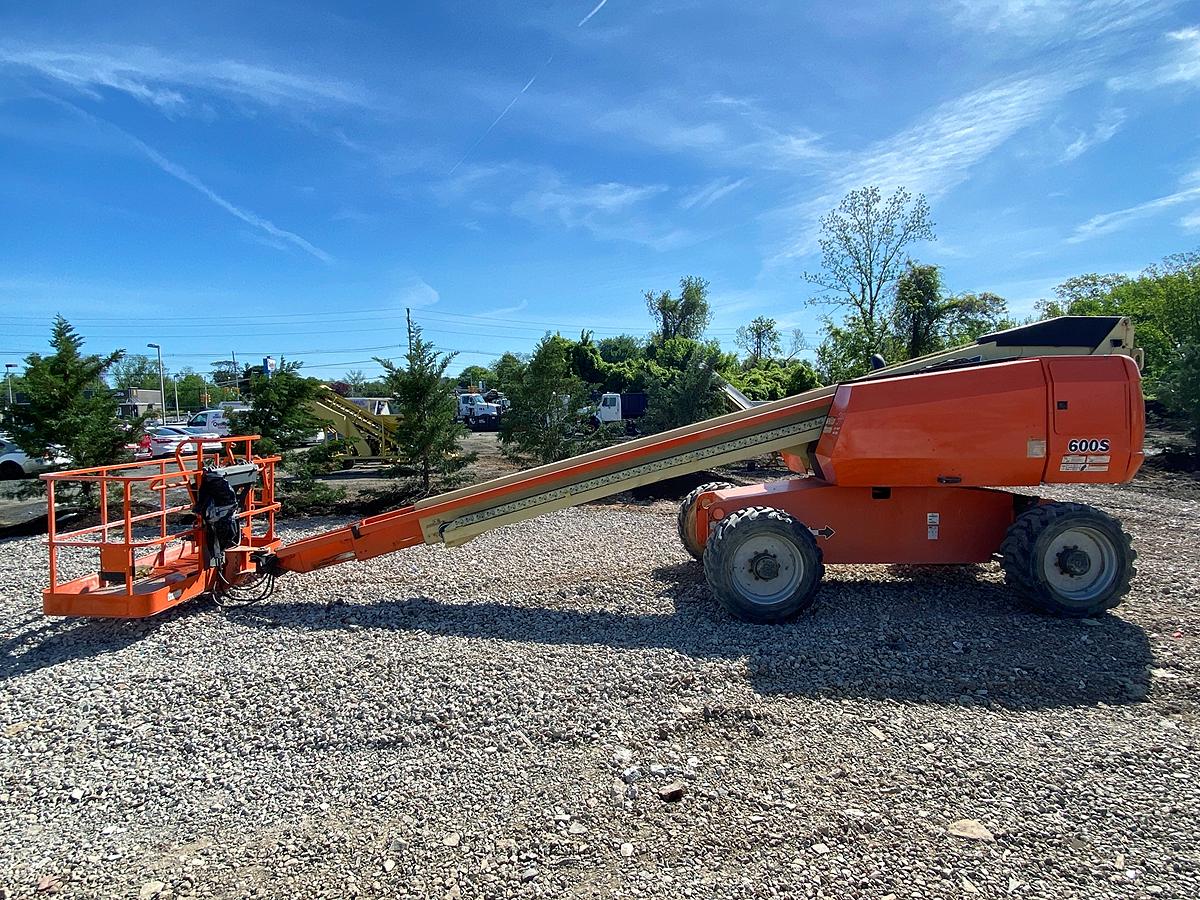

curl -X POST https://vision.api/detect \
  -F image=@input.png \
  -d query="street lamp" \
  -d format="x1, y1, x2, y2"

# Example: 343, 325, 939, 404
4, 363, 16, 409
147, 343, 167, 423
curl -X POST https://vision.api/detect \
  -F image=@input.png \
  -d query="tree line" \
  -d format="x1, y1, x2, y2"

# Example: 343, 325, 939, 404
4, 184, 1197, 512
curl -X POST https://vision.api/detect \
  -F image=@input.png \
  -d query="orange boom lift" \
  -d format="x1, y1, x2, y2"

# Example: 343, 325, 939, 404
42, 317, 1144, 623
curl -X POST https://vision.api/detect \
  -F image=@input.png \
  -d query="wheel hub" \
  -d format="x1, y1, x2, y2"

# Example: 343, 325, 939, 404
749, 551, 780, 581
1056, 545, 1092, 577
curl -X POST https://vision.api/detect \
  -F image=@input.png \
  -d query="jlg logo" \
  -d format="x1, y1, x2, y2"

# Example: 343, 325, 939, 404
1067, 438, 1110, 453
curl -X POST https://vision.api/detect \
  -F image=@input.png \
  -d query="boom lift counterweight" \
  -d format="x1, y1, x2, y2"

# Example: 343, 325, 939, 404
41, 317, 1144, 623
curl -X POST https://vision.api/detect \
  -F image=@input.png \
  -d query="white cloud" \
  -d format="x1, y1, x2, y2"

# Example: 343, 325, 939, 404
0, 44, 368, 114
1067, 183, 1200, 243
1109, 25, 1200, 90
946, 0, 1173, 41
1061, 107, 1126, 161
679, 177, 748, 210
397, 277, 440, 308
773, 71, 1076, 259
508, 171, 696, 250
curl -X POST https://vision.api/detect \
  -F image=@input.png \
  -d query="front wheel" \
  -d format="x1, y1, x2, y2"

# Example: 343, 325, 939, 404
0, 460, 25, 479
1000, 501, 1135, 617
704, 507, 824, 623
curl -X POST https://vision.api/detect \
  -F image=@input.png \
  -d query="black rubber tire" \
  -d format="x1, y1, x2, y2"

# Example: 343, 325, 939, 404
1000, 501, 1135, 617
704, 506, 825, 623
677, 481, 735, 560
0, 460, 25, 480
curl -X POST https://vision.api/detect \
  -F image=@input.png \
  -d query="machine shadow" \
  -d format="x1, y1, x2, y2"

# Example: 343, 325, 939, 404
0, 603, 202, 681
238, 563, 1153, 711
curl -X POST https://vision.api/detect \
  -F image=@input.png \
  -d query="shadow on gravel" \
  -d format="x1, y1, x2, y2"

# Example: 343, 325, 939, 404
236, 562, 1153, 711
0, 603, 202, 681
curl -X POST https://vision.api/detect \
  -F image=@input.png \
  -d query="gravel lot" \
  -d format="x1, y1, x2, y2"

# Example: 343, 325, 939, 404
1, 478, 1197, 899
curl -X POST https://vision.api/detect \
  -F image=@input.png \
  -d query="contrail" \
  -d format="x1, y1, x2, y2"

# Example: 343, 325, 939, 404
448, 54, 555, 176
47, 97, 332, 262
578, 0, 609, 26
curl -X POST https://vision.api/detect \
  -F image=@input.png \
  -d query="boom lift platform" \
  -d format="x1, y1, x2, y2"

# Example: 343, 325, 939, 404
42, 317, 1144, 623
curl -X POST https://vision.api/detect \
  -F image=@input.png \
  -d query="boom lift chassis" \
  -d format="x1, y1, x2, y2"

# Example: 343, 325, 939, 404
42, 317, 1144, 623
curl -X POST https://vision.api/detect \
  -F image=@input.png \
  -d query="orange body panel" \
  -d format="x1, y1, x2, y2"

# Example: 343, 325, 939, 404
696, 481, 1020, 564
812, 357, 1143, 487
1042, 355, 1145, 483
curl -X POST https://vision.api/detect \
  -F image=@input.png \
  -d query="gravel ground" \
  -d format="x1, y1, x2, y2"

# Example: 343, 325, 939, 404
0, 480, 1197, 899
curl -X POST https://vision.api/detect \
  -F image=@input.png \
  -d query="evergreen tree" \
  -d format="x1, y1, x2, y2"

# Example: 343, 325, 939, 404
9, 316, 131, 472
231, 362, 322, 455
378, 319, 473, 493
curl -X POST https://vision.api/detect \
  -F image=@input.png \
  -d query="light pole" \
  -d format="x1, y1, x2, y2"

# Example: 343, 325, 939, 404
4, 363, 15, 408
171, 375, 180, 419
147, 343, 167, 423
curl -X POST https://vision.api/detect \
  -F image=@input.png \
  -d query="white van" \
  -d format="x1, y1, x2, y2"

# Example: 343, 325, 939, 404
185, 408, 234, 436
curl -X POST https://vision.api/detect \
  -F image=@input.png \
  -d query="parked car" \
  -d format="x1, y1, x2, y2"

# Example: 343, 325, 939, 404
0, 435, 57, 479
136, 427, 223, 460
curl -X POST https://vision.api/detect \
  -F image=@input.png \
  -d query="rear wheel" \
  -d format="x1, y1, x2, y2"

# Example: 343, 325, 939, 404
677, 481, 734, 560
1000, 501, 1135, 617
0, 460, 24, 479
704, 507, 824, 623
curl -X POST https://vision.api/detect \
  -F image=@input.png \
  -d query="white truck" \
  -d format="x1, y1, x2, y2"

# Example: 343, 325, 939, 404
457, 393, 501, 431
184, 404, 250, 436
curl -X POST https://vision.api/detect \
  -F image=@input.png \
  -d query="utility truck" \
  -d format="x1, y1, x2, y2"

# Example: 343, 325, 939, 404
40, 317, 1145, 626
590, 392, 648, 429
457, 393, 502, 431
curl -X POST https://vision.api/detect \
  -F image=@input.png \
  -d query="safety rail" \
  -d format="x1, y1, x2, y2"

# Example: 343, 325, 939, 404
41, 436, 281, 616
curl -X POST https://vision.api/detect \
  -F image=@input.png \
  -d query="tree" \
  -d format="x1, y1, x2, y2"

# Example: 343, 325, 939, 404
1036, 273, 1131, 317
645, 275, 712, 342
1160, 344, 1200, 451
892, 262, 947, 358
499, 334, 606, 464
8, 317, 132, 479
378, 320, 473, 494
942, 292, 1012, 346
230, 363, 322, 455
804, 186, 935, 355
173, 368, 211, 412
108, 353, 159, 390
457, 364, 494, 390
726, 359, 820, 401
597, 334, 645, 365
641, 338, 726, 433
735, 316, 782, 365
491, 352, 528, 395
344, 369, 369, 393
814, 314, 879, 384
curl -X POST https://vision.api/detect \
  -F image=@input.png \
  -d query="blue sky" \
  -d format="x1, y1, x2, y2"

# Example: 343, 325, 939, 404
1, 0, 1198, 381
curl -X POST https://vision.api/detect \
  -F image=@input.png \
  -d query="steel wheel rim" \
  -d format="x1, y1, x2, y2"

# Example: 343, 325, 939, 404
1041, 525, 1119, 602
730, 532, 804, 607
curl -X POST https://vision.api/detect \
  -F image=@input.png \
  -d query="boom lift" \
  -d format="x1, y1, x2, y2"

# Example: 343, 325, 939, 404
41, 317, 1144, 623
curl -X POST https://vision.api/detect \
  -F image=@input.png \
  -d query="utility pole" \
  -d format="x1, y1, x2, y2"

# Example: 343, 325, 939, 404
231, 350, 239, 397
4, 363, 15, 408
172, 375, 180, 418
406, 307, 414, 357
147, 343, 166, 422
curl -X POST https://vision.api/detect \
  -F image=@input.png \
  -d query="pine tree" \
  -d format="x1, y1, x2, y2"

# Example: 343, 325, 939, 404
231, 362, 323, 455
9, 316, 130, 471
378, 317, 473, 494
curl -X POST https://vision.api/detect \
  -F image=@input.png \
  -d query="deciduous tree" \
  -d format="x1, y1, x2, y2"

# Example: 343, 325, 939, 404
804, 186, 935, 355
